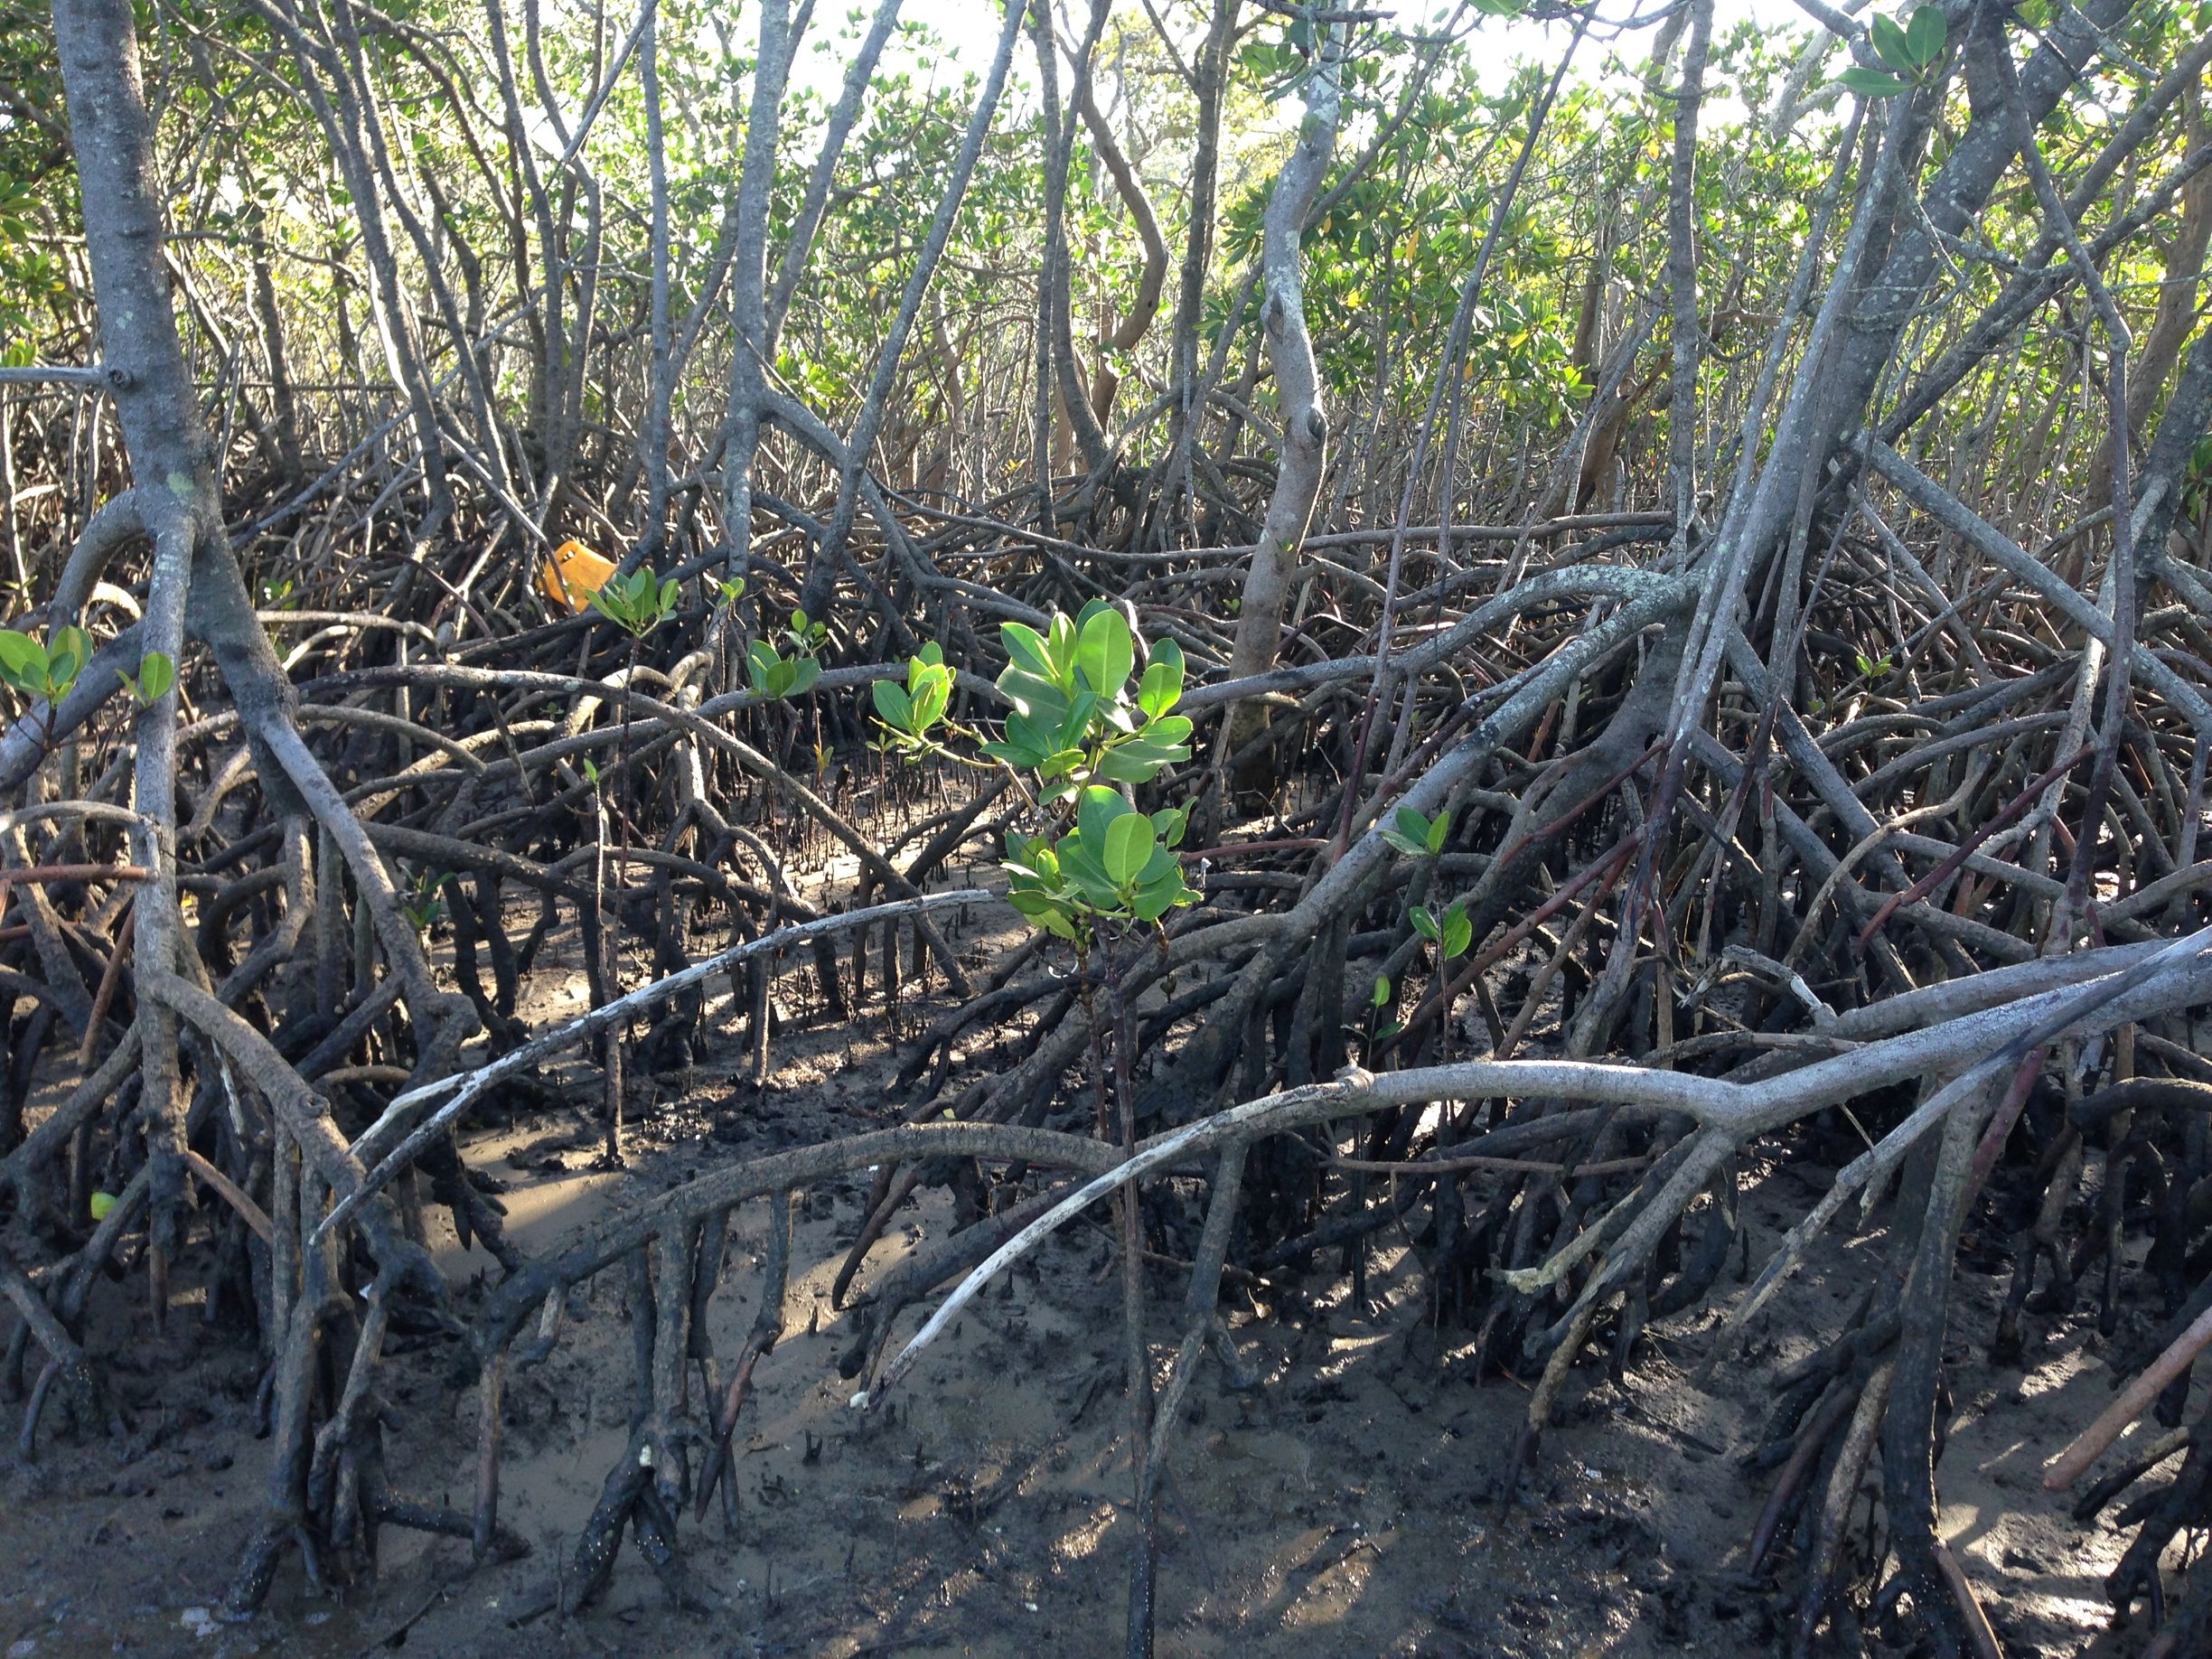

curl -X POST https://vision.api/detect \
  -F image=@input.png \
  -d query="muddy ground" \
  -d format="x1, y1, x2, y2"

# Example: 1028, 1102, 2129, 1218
0, 911, 2187, 1659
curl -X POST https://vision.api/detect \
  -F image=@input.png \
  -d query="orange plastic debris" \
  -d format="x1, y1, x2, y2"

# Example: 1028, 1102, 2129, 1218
540, 539, 616, 613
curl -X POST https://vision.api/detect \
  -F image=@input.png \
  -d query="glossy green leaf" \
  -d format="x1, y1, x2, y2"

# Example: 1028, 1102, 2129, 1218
998, 665, 1069, 722
1905, 4, 1945, 63
1137, 639, 1185, 718
1837, 64, 1910, 95
1045, 613, 1078, 677
136, 650, 175, 704
1056, 837, 1121, 909
1869, 12, 1913, 70
909, 670, 949, 730
1093, 745, 1172, 784
1131, 867, 1194, 922
874, 679, 914, 729
1103, 811, 1156, 886
1075, 607, 1134, 696
1382, 806, 1438, 857
48, 624, 88, 690
1002, 621, 1054, 679
1077, 784, 1130, 854
1059, 689, 1101, 751
746, 641, 778, 692
0, 631, 42, 681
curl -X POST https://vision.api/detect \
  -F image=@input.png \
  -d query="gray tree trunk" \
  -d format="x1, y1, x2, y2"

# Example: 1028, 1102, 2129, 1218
1219, 27, 1345, 780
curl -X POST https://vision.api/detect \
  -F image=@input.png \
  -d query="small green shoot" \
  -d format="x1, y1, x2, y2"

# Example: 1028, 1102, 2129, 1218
746, 639, 822, 699
1380, 806, 1450, 858
873, 642, 953, 757
587, 567, 681, 637
783, 607, 829, 657
744, 607, 829, 699
117, 650, 177, 708
1365, 974, 1403, 1045
1410, 900, 1473, 961
399, 869, 453, 933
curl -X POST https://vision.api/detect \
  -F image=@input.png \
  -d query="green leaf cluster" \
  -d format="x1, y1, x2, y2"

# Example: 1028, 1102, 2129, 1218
980, 602, 1191, 805
1838, 6, 1945, 96
588, 567, 681, 638
860, 605, 1200, 949
872, 642, 952, 756
1004, 785, 1196, 941
747, 607, 828, 699
1380, 806, 1450, 858
746, 638, 822, 699
0, 625, 90, 705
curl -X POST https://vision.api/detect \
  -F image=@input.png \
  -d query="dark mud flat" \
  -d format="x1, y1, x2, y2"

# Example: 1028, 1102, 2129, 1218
0, 1008, 2167, 1659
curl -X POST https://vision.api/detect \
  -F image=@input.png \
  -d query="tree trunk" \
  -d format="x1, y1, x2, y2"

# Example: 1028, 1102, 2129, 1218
1219, 29, 1345, 793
